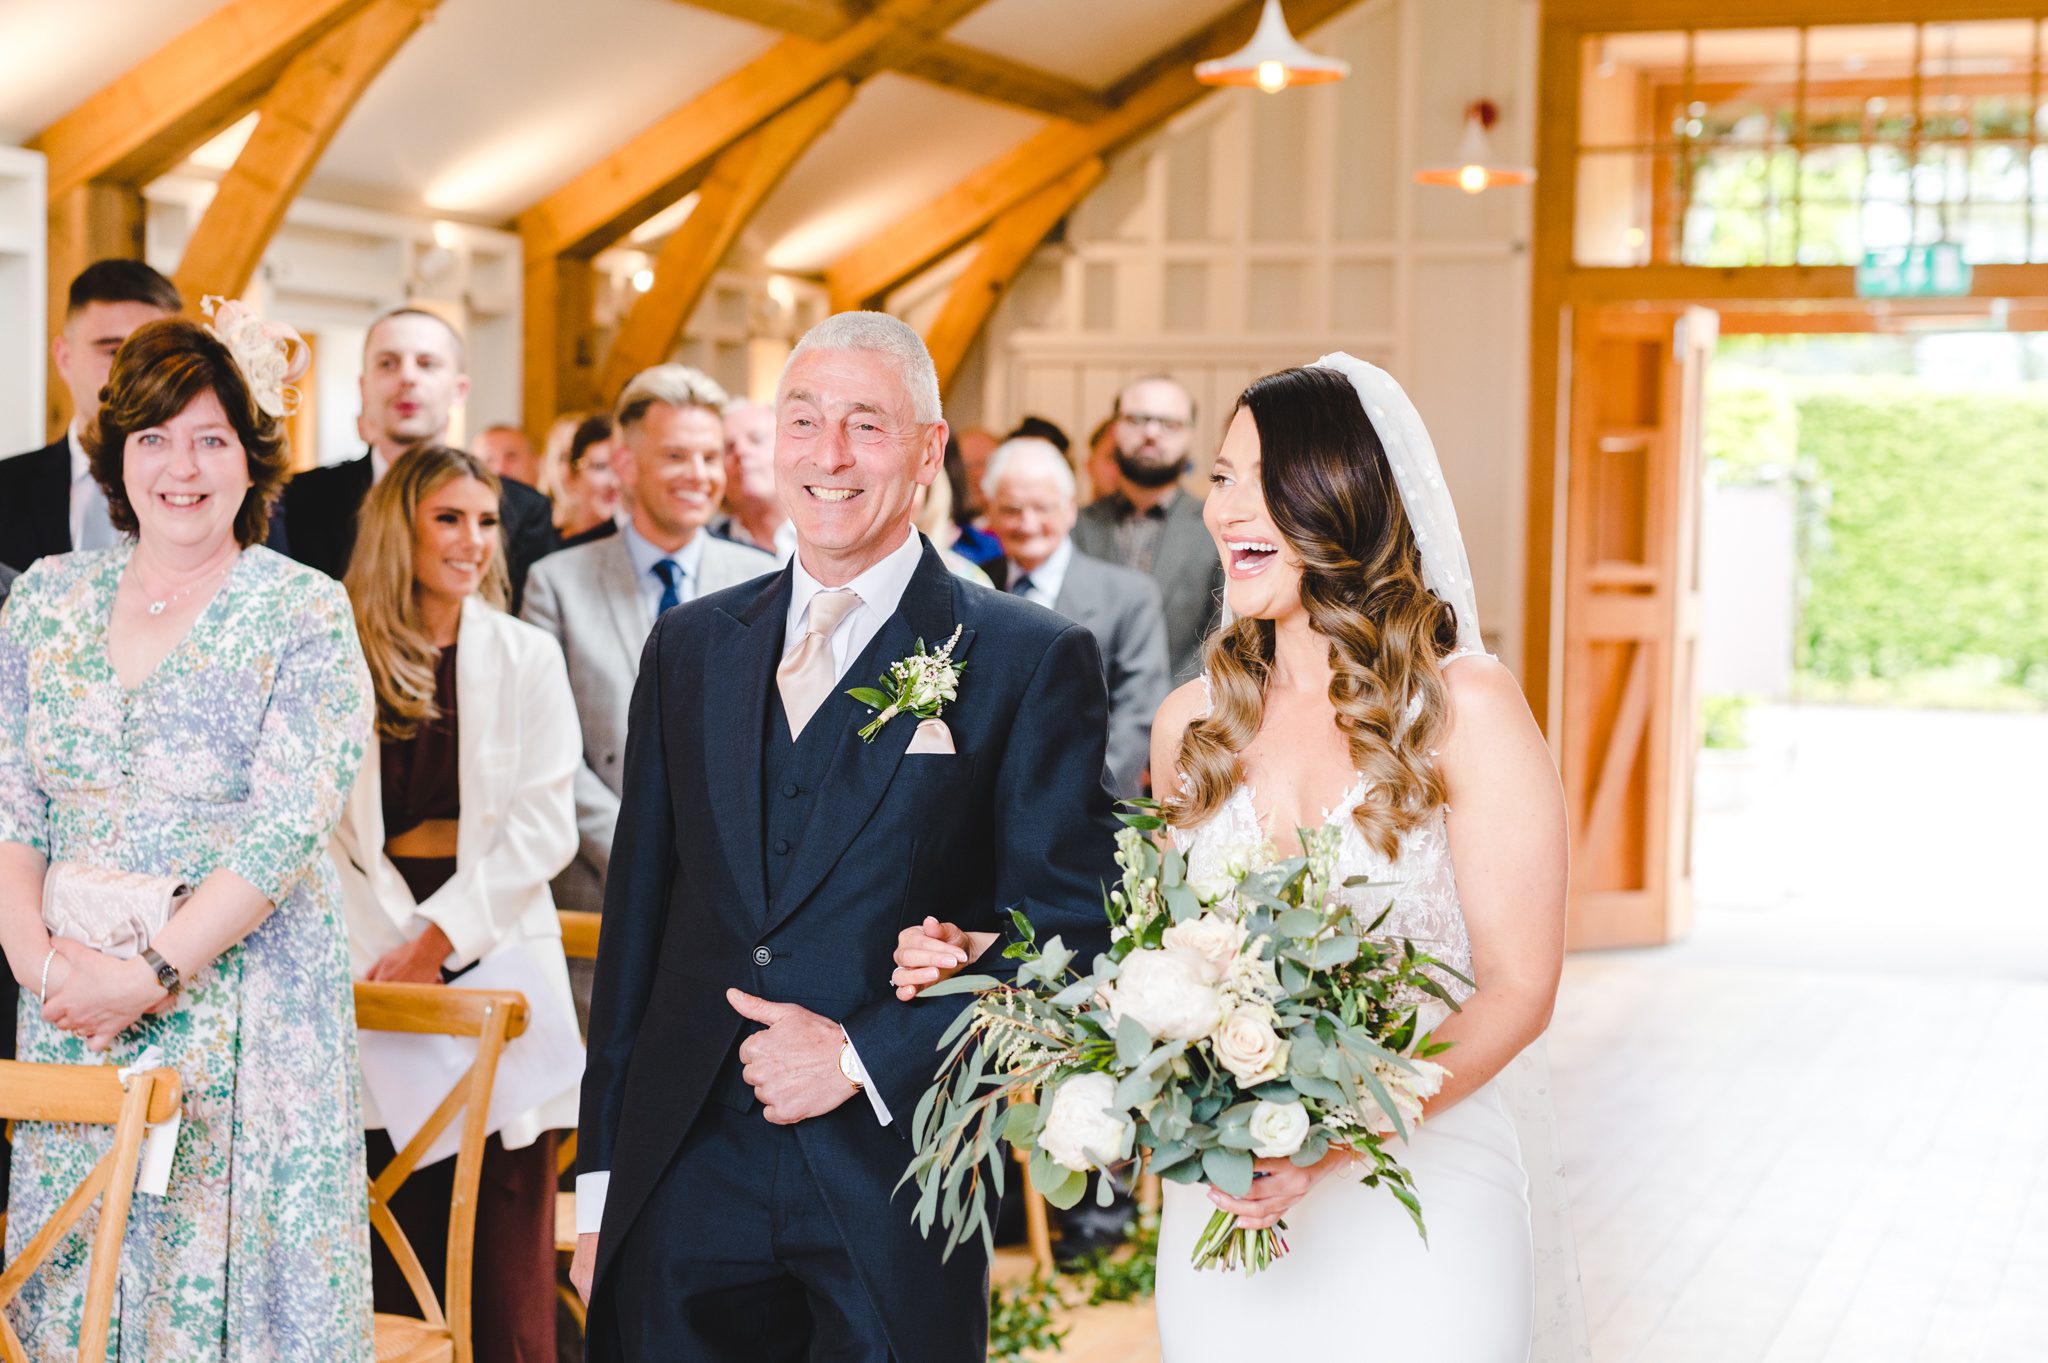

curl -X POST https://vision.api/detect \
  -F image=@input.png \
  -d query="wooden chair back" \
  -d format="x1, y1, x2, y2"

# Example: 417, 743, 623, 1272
355, 982, 528, 1363
0, 1060, 180, 1363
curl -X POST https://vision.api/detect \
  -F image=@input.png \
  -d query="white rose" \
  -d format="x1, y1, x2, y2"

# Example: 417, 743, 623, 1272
1037, 1072, 1133, 1173
1161, 914, 1245, 982
1248, 1099, 1311, 1158
1211, 1007, 1288, 1087
1110, 948, 1224, 1043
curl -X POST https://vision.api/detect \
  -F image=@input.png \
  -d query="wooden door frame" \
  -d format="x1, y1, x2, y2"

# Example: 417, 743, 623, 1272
1523, 0, 2048, 739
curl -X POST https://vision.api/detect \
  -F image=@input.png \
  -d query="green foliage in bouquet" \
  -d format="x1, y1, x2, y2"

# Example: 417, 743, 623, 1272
902, 803, 1470, 1276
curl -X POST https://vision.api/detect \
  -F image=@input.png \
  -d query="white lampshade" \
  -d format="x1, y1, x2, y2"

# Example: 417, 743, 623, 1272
1194, 0, 1349, 94
1414, 100, 1535, 193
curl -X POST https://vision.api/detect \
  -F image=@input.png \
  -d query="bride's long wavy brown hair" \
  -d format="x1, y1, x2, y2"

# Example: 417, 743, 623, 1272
1164, 365, 1460, 860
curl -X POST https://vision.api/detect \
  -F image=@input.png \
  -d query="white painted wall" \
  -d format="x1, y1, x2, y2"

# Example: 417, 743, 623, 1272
931, 0, 1540, 669
0, 145, 46, 456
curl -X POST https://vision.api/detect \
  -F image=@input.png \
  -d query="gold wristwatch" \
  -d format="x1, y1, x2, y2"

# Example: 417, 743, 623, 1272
837, 1039, 864, 1092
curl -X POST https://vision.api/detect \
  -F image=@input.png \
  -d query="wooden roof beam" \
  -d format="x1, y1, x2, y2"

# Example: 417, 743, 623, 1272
598, 80, 856, 400
672, 0, 1111, 121
923, 158, 1103, 390
28, 0, 380, 198
520, 0, 991, 260
174, 0, 439, 304
826, 0, 1366, 310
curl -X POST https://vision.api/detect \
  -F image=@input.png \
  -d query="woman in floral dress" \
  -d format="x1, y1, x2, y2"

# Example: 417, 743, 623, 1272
0, 316, 375, 1359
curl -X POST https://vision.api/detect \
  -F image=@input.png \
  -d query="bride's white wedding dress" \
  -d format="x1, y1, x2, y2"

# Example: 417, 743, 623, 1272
1154, 661, 1588, 1362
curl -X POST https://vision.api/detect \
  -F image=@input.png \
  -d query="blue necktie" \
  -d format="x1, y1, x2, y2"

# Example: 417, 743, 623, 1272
653, 559, 684, 615
1010, 574, 1034, 597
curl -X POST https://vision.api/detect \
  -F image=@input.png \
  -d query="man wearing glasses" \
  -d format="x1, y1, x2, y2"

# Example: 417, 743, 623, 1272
1072, 375, 1223, 685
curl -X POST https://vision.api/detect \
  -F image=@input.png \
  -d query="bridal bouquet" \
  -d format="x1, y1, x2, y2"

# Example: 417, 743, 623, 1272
903, 805, 1469, 1274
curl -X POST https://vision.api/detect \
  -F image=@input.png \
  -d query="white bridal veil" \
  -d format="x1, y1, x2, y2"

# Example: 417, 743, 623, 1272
1310, 352, 1593, 1362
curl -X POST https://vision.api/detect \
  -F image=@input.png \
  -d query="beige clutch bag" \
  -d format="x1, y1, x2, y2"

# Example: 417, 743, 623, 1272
42, 862, 191, 960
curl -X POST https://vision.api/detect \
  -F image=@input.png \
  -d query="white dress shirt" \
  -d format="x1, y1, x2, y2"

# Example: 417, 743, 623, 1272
622, 521, 709, 617
576, 527, 926, 1234
1003, 536, 1074, 610
68, 426, 115, 551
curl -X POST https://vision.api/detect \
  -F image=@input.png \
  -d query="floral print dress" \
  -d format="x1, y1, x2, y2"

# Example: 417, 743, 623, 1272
0, 544, 375, 1361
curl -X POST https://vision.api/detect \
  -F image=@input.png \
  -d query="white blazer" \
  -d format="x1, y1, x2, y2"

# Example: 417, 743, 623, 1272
333, 596, 582, 1147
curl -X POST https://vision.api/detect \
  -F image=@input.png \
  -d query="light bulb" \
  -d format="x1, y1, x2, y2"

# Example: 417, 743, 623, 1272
631, 268, 655, 293
1256, 60, 1287, 93
1458, 164, 1488, 194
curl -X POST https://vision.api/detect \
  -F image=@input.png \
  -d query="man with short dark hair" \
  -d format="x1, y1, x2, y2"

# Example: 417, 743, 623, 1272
1071, 374, 1224, 683
275, 307, 558, 608
0, 260, 181, 572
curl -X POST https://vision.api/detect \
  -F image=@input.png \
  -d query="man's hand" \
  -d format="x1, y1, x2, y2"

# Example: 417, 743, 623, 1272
570, 1232, 597, 1305
727, 988, 858, 1125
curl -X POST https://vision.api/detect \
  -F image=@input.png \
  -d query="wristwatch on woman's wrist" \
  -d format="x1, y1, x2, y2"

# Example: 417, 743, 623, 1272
141, 946, 182, 996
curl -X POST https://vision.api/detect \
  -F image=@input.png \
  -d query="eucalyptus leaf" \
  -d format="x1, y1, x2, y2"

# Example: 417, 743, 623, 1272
1001, 1103, 1041, 1143
1042, 1165, 1089, 1210
918, 973, 1001, 999
1162, 884, 1201, 923
1202, 1146, 1254, 1197
1115, 1016, 1152, 1067
1275, 908, 1322, 939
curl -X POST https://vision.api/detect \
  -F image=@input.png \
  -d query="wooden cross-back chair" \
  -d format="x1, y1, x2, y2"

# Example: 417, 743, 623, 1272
552, 910, 601, 1332
0, 1060, 180, 1363
355, 981, 528, 1363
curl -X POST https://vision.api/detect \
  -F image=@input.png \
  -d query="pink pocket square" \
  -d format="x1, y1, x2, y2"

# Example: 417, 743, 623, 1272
905, 718, 956, 754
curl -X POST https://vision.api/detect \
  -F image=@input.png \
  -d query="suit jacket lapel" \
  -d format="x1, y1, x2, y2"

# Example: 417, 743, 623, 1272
706, 569, 790, 928
34, 441, 70, 556
763, 546, 966, 935
598, 534, 653, 666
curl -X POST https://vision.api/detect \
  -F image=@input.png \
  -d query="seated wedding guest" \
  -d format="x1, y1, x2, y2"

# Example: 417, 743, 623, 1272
711, 399, 795, 561
474, 422, 542, 488
1073, 374, 1223, 683
911, 467, 992, 588
0, 314, 376, 1355
550, 413, 622, 549
954, 425, 999, 517
985, 437, 1169, 797
1007, 413, 1070, 455
536, 410, 583, 494
0, 259, 180, 572
941, 434, 1003, 569
1083, 415, 1117, 505
333, 443, 580, 1363
276, 307, 557, 610
520, 366, 770, 943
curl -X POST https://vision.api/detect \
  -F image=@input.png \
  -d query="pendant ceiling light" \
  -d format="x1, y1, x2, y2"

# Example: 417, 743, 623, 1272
1194, 0, 1349, 94
1415, 100, 1535, 193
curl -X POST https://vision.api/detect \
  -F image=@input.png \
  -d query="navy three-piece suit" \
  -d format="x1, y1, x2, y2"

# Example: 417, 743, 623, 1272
579, 538, 1120, 1361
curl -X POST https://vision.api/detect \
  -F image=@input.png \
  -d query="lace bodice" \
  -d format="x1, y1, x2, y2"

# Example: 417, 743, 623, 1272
1169, 654, 1486, 1014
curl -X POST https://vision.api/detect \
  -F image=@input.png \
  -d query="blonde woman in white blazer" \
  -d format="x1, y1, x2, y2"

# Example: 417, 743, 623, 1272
333, 445, 579, 1363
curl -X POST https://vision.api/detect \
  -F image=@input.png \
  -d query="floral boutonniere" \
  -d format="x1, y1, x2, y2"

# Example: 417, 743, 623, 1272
847, 625, 965, 743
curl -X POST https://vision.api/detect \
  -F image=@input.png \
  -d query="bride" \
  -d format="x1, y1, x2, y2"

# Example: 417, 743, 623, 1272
893, 356, 1583, 1360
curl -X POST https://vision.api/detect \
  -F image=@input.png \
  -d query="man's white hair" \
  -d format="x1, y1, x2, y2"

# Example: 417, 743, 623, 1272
615, 364, 729, 430
982, 436, 1076, 503
782, 311, 942, 425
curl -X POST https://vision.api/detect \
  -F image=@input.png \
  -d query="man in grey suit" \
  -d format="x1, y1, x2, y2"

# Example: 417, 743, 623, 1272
986, 437, 1169, 798
522, 365, 775, 944
1071, 374, 1224, 684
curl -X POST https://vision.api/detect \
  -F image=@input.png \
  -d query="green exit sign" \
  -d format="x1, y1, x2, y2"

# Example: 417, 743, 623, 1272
1857, 244, 1972, 299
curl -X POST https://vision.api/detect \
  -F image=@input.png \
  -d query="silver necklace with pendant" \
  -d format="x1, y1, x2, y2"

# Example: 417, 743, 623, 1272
138, 559, 234, 616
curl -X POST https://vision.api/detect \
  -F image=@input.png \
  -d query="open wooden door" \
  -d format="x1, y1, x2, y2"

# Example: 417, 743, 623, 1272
1559, 305, 1714, 949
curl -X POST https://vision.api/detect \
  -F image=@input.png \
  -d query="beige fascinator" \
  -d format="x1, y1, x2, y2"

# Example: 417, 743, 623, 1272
201, 295, 312, 419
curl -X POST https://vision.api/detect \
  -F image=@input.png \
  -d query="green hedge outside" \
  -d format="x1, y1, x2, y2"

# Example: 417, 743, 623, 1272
1706, 375, 2048, 696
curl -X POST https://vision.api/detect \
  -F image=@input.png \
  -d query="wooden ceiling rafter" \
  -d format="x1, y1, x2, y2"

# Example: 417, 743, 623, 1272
921, 157, 1104, 390
598, 80, 856, 399
825, 0, 1367, 312
28, 0, 382, 199
666, 0, 1111, 121
173, 0, 441, 305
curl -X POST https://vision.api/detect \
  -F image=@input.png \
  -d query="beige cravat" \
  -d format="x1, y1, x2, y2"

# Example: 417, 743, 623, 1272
777, 588, 862, 738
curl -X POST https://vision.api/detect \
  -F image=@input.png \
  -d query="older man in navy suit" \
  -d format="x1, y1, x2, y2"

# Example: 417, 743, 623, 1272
572, 313, 1120, 1361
